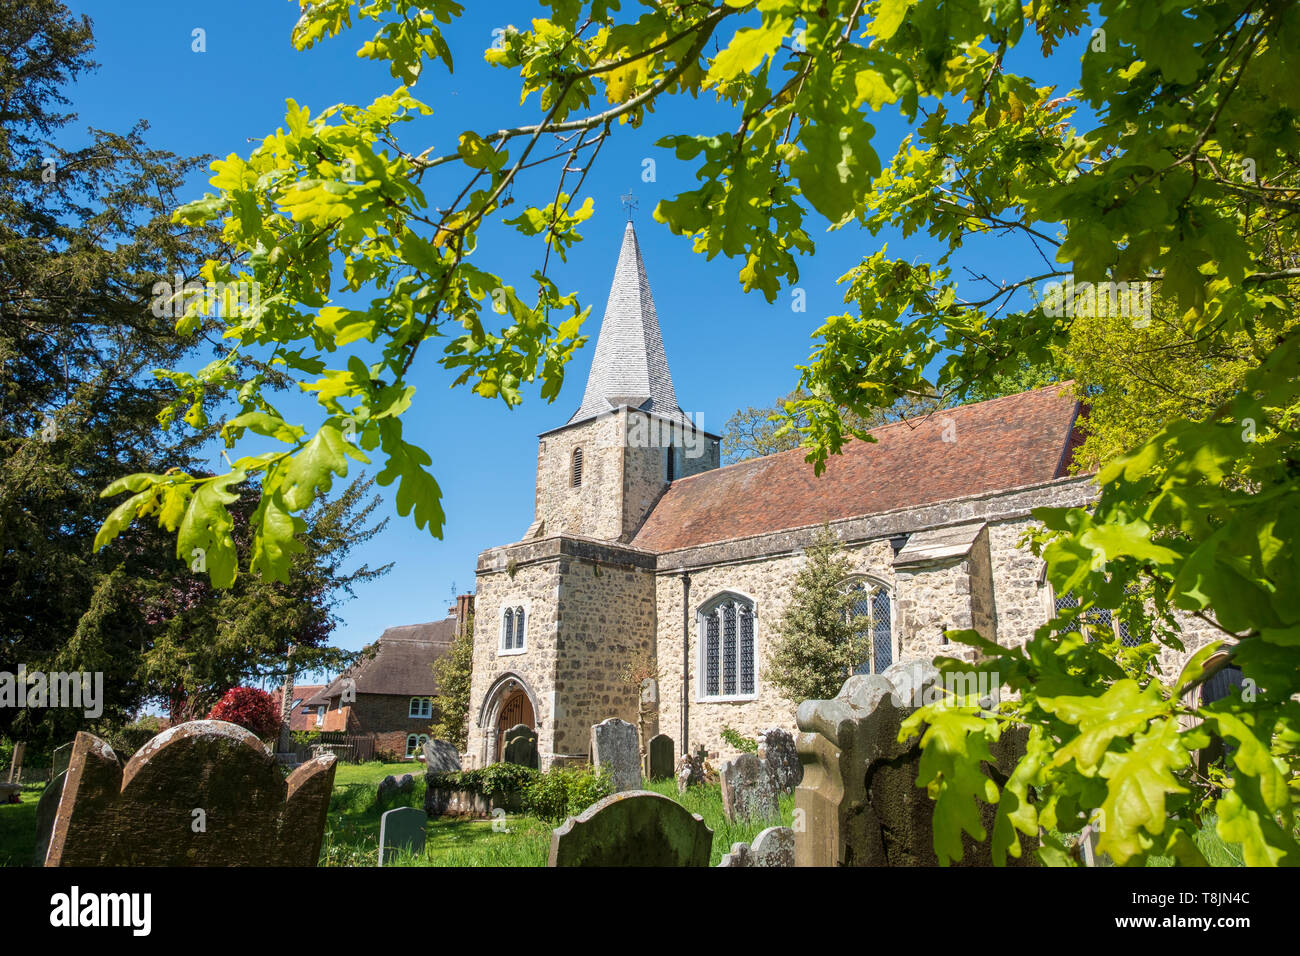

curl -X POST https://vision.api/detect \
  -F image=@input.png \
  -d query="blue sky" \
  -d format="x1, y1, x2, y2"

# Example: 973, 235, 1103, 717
63, 1, 1084, 675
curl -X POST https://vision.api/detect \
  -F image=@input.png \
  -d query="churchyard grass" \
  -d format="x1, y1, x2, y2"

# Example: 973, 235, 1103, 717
0, 783, 45, 866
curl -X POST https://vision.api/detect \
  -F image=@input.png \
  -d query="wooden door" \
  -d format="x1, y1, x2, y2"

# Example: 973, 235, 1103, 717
495, 691, 536, 761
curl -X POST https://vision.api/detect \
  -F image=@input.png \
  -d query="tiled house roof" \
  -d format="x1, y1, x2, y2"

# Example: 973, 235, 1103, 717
304, 619, 455, 706
566, 220, 690, 427
632, 384, 1083, 553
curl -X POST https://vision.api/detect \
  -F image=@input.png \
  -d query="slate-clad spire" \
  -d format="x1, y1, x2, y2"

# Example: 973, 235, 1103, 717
568, 220, 686, 426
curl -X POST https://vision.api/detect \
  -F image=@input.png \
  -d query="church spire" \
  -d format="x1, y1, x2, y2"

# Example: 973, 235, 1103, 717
568, 219, 684, 426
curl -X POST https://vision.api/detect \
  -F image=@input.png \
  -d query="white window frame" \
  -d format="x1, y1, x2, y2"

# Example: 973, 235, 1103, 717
499, 600, 530, 656
696, 591, 759, 703
315, 704, 325, 727
408, 696, 433, 719
405, 733, 429, 759
844, 576, 897, 676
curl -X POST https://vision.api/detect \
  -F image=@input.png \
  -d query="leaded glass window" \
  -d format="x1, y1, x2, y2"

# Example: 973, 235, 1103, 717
846, 579, 894, 675
699, 594, 757, 699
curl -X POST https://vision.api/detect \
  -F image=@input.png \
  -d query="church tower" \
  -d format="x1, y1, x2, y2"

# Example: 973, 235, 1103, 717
526, 220, 720, 544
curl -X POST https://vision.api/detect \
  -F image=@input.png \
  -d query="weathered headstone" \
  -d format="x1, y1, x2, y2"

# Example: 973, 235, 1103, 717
43, 720, 336, 867
422, 738, 461, 773
377, 772, 415, 808
502, 724, 539, 769
549, 790, 712, 867
674, 745, 713, 794
718, 825, 795, 867
719, 752, 778, 824
378, 806, 427, 865
795, 658, 1031, 867
646, 733, 674, 781
590, 718, 641, 792
758, 727, 802, 794
33, 769, 66, 865
7, 741, 24, 783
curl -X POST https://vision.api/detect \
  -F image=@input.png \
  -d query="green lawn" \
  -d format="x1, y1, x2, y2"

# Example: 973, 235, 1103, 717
318, 763, 796, 867
0, 784, 46, 867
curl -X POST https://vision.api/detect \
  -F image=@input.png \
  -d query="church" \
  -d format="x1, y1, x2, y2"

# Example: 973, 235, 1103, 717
460, 220, 1141, 769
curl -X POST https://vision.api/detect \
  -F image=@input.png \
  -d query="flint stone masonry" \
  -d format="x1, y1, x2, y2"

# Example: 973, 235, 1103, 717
795, 660, 1032, 867
719, 752, 778, 824
44, 720, 336, 867
503, 724, 539, 769
646, 733, 675, 780
378, 806, 427, 865
548, 790, 712, 867
718, 825, 795, 867
758, 728, 802, 794
590, 718, 641, 791
422, 738, 461, 773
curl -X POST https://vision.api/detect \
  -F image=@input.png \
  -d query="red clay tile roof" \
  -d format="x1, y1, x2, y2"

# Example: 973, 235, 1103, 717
287, 685, 325, 731
632, 384, 1082, 553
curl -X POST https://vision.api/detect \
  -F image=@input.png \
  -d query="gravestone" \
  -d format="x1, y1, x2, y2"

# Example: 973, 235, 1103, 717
646, 733, 674, 781
502, 724, 539, 769
718, 826, 795, 867
758, 727, 802, 794
795, 659, 1031, 867
51, 742, 73, 777
43, 720, 336, 867
378, 806, 427, 865
422, 738, 461, 773
719, 752, 778, 824
377, 772, 415, 808
7, 741, 24, 782
674, 746, 713, 794
548, 791, 712, 867
33, 769, 66, 865
590, 718, 641, 792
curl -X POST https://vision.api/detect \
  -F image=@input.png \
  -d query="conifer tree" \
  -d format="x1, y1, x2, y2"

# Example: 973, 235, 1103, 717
765, 526, 868, 704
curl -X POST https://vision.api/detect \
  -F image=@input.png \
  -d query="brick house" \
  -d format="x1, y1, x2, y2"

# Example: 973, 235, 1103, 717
461, 220, 1221, 770
306, 596, 472, 760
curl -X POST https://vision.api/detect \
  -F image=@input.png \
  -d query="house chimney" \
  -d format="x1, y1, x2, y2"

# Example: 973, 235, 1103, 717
455, 593, 475, 639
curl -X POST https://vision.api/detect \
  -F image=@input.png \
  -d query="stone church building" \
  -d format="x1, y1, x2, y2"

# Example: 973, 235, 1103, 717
461, 220, 1152, 770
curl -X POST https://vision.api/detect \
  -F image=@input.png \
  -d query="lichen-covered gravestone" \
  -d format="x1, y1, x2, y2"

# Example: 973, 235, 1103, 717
646, 733, 674, 781
590, 718, 641, 792
758, 727, 802, 794
43, 720, 336, 867
378, 806, 427, 865
719, 752, 778, 824
718, 825, 795, 867
795, 659, 1032, 867
502, 724, 539, 769
422, 738, 461, 773
548, 791, 712, 867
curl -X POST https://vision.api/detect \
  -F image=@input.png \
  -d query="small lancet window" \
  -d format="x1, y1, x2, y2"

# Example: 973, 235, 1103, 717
571, 447, 584, 487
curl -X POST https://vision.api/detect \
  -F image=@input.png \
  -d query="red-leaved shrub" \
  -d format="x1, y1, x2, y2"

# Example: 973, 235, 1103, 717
208, 686, 281, 740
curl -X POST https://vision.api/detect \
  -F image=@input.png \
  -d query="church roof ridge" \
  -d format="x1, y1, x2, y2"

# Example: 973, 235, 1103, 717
567, 220, 687, 427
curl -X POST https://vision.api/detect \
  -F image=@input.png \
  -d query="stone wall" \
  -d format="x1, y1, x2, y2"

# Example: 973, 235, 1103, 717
468, 536, 657, 768
552, 556, 657, 756
533, 414, 626, 540
654, 538, 898, 764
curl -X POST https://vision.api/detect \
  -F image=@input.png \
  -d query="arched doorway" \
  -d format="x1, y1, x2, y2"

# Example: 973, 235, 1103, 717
477, 673, 540, 765
494, 689, 536, 761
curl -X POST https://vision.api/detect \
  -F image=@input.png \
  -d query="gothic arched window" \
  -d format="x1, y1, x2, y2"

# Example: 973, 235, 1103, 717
698, 593, 756, 699
500, 605, 526, 653
846, 578, 894, 675
571, 447, 584, 487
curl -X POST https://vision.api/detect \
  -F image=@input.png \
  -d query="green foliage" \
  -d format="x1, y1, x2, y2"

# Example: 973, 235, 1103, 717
720, 725, 758, 754
522, 764, 614, 823
764, 525, 869, 703
427, 763, 539, 798
429, 613, 474, 749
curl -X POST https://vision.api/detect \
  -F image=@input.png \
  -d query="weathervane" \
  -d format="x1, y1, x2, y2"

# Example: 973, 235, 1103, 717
620, 189, 638, 220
